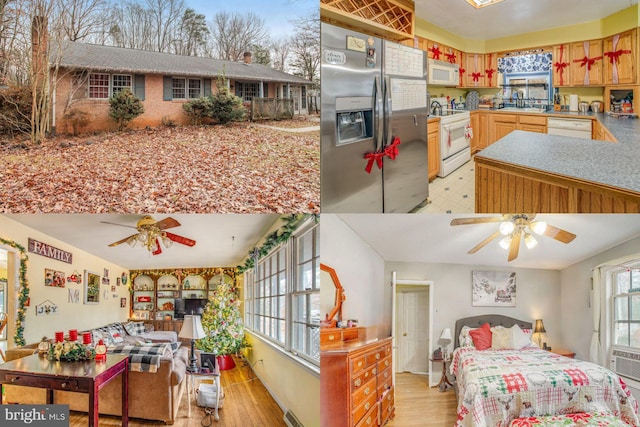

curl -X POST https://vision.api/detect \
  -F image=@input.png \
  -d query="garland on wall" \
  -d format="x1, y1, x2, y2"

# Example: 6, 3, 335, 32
0, 237, 29, 346
237, 214, 318, 273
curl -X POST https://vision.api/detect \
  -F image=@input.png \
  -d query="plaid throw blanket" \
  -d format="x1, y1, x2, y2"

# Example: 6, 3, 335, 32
108, 343, 173, 373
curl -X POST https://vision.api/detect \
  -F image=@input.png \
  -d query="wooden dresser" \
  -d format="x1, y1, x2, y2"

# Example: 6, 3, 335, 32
321, 337, 395, 427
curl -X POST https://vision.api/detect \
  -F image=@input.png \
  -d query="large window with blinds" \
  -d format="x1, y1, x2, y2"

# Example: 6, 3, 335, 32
612, 266, 640, 349
245, 219, 320, 365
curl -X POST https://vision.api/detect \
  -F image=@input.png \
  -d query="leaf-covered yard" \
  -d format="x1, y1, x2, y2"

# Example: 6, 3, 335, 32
0, 121, 319, 213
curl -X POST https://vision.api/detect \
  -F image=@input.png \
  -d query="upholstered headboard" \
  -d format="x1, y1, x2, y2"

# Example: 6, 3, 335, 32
454, 314, 532, 348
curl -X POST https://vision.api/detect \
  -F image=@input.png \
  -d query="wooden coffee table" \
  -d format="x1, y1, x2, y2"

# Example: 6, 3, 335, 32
0, 353, 129, 427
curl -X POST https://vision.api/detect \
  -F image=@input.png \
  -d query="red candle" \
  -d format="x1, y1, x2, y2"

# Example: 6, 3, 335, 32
82, 332, 92, 345
69, 329, 78, 341
55, 331, 64, 342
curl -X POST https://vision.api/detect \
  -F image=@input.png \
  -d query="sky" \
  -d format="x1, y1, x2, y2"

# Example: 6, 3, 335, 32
185, 0, 317, 40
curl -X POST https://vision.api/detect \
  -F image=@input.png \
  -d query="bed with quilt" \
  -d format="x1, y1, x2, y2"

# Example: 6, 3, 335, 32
451, 315, 639, 427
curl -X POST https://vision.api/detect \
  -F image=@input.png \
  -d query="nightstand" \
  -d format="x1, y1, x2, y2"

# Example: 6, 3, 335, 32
430, 357, 453, 392
551, 349, 576, 359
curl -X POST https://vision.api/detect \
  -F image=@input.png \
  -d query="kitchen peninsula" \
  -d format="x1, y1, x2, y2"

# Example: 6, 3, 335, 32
475, 112, 640, 213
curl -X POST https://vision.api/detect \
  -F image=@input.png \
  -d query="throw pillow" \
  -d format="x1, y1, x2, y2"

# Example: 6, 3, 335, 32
459, 326, 476, 347
123, 321, 146, 336
491, 327, 513, 349
110, 331, 124, 343
469, 323, 492, 350
512, 324, 533, 349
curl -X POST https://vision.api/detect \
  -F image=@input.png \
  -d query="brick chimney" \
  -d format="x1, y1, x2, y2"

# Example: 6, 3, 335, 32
31, 14, 48, 88
243, 52, 252, 65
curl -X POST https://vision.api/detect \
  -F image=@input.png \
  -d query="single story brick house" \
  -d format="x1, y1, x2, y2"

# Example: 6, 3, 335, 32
51, 42, 312, 134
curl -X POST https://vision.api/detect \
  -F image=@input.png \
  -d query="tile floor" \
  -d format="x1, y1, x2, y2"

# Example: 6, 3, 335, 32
418, 160, 475, 213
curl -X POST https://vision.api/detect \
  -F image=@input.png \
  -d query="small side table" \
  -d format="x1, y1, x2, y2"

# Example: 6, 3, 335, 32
551, 349, 576, 359
431, 357, 453, 392
187, 367, 221, 421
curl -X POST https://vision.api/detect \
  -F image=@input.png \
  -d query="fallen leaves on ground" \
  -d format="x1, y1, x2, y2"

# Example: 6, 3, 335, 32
0, 123, 319, 213
256, 116, 319, 129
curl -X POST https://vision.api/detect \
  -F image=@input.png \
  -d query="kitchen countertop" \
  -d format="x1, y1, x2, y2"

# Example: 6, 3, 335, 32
475, 112, 640, 194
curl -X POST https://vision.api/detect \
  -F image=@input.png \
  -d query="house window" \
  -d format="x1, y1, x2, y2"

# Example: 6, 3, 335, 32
236, 82, 260, 101
188, 79, 202, 99
245, 219, 320, 365
89, 73, 110, 99
301, 86, 307, 109
172, 78, 186, 99
612, 266, 640, 348
112, 74, 132, 95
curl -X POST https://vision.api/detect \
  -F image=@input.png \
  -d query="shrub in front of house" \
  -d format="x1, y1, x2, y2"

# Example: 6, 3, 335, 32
108, 89, 144, 131
182, 97, 212, 125
209, 82, 246, 125
0, 85, 31, 137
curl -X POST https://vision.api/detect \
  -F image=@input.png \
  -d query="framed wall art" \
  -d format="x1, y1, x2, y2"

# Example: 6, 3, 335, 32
472, 270, 516, 307
44, 268, 66, 288
84, 270, 100, 304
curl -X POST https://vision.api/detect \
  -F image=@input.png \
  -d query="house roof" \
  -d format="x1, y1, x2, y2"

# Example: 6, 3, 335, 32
52, 42, 311, 85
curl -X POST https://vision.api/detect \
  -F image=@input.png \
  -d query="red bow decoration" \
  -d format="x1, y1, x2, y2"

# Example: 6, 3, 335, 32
384, 136, 401, 160
364, 152, 385, 173
471, 72, 484, 82
574, 55, 602, 70
445, 52, 457, 64
604, 49, 631, 64
429, 45, 441, 60
459, 67, 466, 77
485, 68, 495, 83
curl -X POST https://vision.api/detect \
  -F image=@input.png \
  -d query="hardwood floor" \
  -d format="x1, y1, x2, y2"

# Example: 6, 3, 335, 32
387, 373, 458, 426
67, 357, 286, 427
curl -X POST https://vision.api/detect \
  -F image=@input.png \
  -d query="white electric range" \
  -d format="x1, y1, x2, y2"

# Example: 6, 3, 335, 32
430, 98, 471, 177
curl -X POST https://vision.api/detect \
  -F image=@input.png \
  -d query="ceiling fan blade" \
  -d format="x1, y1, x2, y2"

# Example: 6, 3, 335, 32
100, 221, 137, 230
152, 238, 162, 255
468, 230, 501, 254
154, 217, 181, 230
108, 234, 137, 247
543, 224, 577, 244
165, 232, 196, 247
451, 216, 505, 226
508, 232, 521, 262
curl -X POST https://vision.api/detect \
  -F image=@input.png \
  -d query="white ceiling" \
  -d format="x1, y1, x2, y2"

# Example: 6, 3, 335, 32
415, 0, 638, 40
4, 214, 280, 270
336, 214, 640, 270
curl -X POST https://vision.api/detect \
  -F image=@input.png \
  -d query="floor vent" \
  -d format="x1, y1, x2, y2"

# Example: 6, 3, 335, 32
283, 410, 303, 427
611, 349, 640, 382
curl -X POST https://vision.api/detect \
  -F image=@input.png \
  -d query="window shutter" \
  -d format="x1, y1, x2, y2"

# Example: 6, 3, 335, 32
134, 74, 145, 100
163, 76, 172, 101
235, 82, 241, 97
204, 78, 211, 96
263, 82, 268, 97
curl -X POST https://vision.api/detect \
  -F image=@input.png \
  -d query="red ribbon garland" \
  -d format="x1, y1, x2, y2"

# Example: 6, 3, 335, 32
471, 72, 484, 82
554, 62, 569, 85
429, 45, 441, 60
573, 55, 602, 71
445, 52, 457, 64
364, 137, 401, 173
604, 49, 631, 64
459, 67, 466, 77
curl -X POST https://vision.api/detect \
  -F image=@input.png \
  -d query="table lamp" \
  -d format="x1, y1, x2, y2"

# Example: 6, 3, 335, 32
439, 328, 453, 360
534, 319, 546, 348
179, 315, 206, 372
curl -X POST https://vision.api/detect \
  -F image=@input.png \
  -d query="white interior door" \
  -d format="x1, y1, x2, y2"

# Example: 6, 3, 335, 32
399, 289, 429, 373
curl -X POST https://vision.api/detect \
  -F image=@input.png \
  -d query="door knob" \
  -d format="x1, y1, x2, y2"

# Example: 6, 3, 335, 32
403, 332, 407, 336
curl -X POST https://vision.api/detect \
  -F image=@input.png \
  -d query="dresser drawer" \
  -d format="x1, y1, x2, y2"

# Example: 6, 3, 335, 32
320, 329, 341, 346
366, 348, 385, 366
377, 367, 392, 398
354, 400, 378, 427
351, 377, 376, 409
351, 353, 367, 374
352, 364, 377, 389
380, 386, 395, 425
377, 354, 392, 373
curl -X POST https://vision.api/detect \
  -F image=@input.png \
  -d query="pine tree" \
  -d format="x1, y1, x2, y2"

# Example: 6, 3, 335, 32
196, 279, 244, 355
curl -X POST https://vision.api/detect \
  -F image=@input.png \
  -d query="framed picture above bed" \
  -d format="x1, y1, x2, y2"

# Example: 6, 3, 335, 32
471, 270, 516, 307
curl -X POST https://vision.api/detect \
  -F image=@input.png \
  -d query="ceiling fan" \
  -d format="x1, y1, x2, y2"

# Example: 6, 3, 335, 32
103, 215, 196, 255
450, 214, 576, 262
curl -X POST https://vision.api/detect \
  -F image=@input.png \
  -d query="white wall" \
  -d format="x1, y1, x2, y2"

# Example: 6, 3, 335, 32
560, 236, 640, 361
0, 216, 130, 346
320, 215, 386, 335
384, 262, 561, 347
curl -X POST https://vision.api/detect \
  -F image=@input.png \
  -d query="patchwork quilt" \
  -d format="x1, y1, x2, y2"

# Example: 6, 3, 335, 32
451, 347, 639, 427
509, 412, 632, 426
108, 342, 180, 373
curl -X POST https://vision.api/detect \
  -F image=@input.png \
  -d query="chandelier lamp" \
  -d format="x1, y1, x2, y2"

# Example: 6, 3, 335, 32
497, 215, 547, 251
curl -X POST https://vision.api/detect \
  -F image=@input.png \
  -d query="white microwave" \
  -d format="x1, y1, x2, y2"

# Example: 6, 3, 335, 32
428, 59, 460, 86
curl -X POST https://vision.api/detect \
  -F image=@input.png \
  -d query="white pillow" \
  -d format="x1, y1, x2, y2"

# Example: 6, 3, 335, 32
459, 326, 476, 347
491, 327, 513, 349
511, 324, 532, 349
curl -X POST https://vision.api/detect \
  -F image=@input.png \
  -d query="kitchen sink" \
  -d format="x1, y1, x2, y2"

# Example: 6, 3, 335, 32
498, 107, 547, 113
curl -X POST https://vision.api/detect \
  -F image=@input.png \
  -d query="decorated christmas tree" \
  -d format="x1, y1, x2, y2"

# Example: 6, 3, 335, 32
196, 276, 245, 357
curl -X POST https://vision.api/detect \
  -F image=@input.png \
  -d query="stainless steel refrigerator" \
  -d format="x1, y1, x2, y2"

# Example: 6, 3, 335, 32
321, 22, 429, 213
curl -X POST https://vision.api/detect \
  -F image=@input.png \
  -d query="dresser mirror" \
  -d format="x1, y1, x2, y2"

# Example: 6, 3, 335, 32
320, 263, 345, 328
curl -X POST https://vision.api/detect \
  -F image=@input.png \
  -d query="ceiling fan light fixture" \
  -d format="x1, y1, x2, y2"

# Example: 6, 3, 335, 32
499, 236, 512, 250
126, 236, 137, 247
465, 0, 505, 9
161, 233, 173, 248
499, 221, 515, 236
524, 233, 538, 249
530, 221, 547, 235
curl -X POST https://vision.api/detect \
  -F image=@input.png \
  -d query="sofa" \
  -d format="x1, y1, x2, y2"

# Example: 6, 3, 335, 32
3, 321, 188, 425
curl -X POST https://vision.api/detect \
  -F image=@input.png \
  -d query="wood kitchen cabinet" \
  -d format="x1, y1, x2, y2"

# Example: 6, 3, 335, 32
321, 337, 395, 427
603, 29, 637, 85
488, 113, 517, 144
427, 118, 440, 181
517, 114, 547, 133
484, 52, 499, 88
471, 112, 489, 152
552, 44, 572, 87
593, 119, 617, 142
570, 38, 603, 86
464, 53, 485, 88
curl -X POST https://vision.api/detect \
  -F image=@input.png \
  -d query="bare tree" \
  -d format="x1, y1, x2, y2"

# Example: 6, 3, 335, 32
57, 0, 106, 42
289, 11, 319, 83
208, 11, 268, 61
271, 36, 291, 72
145, 0, 184, 52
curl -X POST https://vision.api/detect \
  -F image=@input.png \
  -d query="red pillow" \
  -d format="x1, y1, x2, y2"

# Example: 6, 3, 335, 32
469, 323, 492, 350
